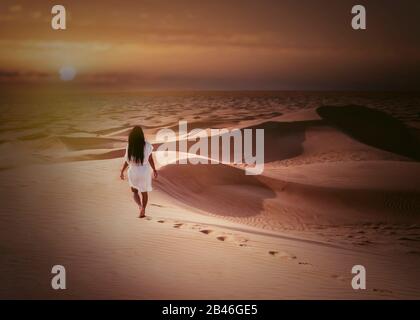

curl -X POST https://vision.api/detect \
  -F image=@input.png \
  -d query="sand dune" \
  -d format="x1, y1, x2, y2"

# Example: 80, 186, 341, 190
38, 104, 417, 166
317, 105, 420, 161
58, 136, 125, 151
151, 118, 406, 168
157, 160, 420, 228
157, 162, 277, 217
1, 159, 419, 299
108, 123, 178, 138
65, 149, 126, 161
1, 93, 420, 299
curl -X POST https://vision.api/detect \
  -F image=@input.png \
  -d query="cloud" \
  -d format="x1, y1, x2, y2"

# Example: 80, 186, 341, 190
0, 0, 419, 90
9, 5, 22, 13
0, 39, 112, 52
0, 69, 51, 82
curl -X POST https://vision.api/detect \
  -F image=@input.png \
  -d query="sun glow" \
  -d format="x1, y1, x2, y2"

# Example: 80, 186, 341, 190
59, 66, 76, 81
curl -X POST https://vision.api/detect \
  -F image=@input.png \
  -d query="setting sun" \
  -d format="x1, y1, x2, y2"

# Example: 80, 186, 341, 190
59, 66, 76, 81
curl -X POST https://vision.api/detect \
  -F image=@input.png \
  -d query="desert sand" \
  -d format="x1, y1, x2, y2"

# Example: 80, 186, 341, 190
1, 92, 420, 299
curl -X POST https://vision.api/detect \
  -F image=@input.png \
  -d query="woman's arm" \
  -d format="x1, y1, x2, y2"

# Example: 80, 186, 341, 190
149, 154, 158, 179
120, 161, 128, 180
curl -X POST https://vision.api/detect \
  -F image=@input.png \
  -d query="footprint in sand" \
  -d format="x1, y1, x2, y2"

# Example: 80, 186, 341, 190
197, 228, 246, 246
152, 219, 253, 250
200, 229, 250, 248
151, 203, 165, 208
146, 218, 308, 264
149, 218, 307, 263
269, 250, 297, 260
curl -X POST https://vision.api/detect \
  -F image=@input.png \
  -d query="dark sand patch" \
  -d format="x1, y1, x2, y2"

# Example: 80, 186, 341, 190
317, 105, 420, 160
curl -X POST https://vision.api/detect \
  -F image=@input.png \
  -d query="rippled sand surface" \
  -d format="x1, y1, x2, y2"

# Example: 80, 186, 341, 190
1, 90, 420, 299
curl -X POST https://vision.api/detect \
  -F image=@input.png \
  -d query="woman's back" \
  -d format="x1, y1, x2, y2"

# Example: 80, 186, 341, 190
125, 141, 153, 167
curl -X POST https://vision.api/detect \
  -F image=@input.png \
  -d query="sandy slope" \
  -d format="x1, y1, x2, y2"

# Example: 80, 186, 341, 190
0, 158, 419, 299
1, 105, 419, 299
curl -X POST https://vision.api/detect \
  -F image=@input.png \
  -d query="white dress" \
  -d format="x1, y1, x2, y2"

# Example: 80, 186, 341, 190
124, 142, 154, 192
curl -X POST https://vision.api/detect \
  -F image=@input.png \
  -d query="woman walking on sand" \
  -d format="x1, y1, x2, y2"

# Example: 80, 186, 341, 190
120, 126, 158, 218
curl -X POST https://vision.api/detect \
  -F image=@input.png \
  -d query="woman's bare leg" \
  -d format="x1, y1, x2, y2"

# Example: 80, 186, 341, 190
140, 192, 148, 218
131, 187, 142, 210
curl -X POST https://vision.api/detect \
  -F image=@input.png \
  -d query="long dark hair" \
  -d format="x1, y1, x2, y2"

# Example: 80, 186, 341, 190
128, 126, 146, 164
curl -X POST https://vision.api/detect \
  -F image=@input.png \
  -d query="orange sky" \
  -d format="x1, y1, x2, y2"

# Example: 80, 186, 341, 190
1, 0, 419, 90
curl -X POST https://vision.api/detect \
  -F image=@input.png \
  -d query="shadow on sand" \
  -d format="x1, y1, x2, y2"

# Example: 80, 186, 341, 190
157, 162, 276, 217
317, 105, 420, 160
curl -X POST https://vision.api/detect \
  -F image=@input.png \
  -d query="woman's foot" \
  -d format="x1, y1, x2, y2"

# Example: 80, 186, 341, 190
139, 207, 146, 218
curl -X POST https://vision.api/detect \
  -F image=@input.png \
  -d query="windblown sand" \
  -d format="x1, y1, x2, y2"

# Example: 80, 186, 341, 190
1, 91, 419, 299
